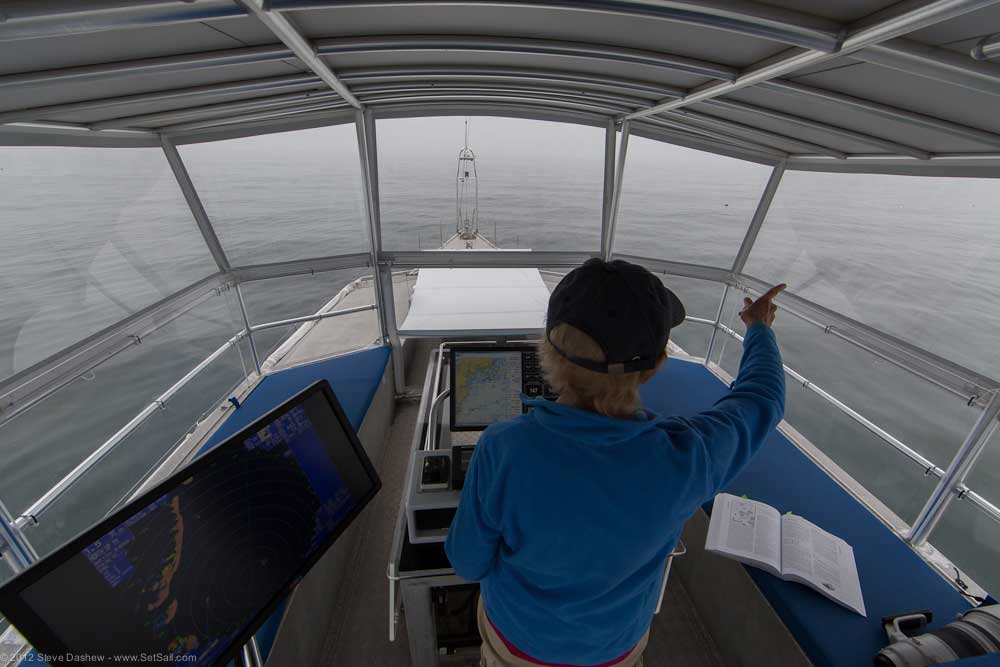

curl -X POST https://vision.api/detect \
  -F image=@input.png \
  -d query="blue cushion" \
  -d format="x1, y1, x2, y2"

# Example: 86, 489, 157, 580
640, 358, 972, 667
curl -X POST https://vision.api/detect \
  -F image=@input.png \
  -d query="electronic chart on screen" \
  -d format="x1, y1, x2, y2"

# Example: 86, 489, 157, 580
450, 345, 557, 431
0, 381, 380, 667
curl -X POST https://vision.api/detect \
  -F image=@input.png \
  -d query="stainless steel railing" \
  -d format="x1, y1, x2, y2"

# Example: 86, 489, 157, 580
3, 268, 998, 587
7, 302, 378, 537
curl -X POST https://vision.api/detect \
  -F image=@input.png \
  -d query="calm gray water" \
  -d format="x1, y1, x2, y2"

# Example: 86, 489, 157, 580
1, 117, 998, 590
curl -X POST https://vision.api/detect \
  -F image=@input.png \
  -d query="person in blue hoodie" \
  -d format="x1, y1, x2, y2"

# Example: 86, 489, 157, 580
445, 258, 786, 667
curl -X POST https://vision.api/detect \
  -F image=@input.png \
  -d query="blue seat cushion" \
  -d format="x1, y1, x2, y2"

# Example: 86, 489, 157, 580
640, 358, 971, 667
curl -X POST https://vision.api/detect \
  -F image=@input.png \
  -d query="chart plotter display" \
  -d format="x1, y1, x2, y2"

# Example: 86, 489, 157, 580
450, 346, 557, 431
0, 381, 380, 666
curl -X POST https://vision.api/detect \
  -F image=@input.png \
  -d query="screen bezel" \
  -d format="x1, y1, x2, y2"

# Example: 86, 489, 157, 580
448, 344, 536, 431
0, 379, 381, 665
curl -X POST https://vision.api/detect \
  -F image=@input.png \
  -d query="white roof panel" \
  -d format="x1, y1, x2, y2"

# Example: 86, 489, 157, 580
399, 267, 550, 336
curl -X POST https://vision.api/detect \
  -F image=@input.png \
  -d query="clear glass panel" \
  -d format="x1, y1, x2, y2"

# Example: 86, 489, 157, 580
179, 124, 368, 266
745, 171, 1000, 379
929, 494, 1000, 597
377, 116, 604, 251
238, 267, 378, 365
712, 287, 977, 525
615, 135, 774, 267
0, 146, 218, 383
0, 290, 246, 566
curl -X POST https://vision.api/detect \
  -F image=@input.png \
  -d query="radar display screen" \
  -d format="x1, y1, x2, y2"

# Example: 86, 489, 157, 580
450, 348, 525, 430
0, 380, 380, 666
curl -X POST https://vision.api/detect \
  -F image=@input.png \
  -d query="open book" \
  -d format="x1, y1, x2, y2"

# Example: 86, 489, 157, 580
705, 493, 866, 617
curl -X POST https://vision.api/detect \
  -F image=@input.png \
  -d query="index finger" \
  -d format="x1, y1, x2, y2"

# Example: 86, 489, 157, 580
757, 283, 787, 302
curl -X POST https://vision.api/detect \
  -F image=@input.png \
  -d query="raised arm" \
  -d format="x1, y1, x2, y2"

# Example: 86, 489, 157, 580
664, 285, 787, 500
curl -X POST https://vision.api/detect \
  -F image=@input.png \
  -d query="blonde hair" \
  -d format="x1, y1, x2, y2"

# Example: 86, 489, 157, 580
540, 323, 662, 419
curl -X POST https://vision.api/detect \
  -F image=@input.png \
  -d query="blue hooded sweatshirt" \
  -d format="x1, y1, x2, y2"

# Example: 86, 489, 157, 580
444, 323, 785, 665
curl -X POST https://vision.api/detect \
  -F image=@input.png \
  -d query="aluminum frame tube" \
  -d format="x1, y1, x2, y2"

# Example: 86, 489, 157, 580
703, 284, 730, 365
713, 321, 952, 481
600, 118, 617, 259
0, 499, 37, 573
230, 252, 372, 282
623, 0, 1000, 120
354, 110, 389, 343
243, 0, 362, 109
94, 89, 338, 131
272, 0, 843, 52
360, 106, 405, 390
250, 304, 377, 332
699, 98, 932, 159
0, 274, 228, 428
0, 44, 295, 89
161, 136, 231, 272
613, 255, 732, 283
857, 39, 1000, 98
604, 120, 631, 260
235, 284, 262, 376
735, 275, 999, 405
0, 73, 322, 126
972, 33, 1000, 61
662, 108, 849, 159
731, 161, 785, 274
314, 35, 739, 81
383, 250, 599, 269
14, 332, 244, 529
907, 391, 1000, 545
760, 79, 1000, 148
0, 0, 248, 41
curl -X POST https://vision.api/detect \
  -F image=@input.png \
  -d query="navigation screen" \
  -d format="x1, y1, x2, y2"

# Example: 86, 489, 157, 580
2, 382, 379, 666
451, 350, 523, 429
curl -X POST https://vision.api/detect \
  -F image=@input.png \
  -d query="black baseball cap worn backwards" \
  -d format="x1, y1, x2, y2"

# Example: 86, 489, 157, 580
546, 258, 686, 375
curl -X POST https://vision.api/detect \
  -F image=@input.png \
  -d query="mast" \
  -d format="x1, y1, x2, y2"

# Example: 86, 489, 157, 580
456, 118, 479, 239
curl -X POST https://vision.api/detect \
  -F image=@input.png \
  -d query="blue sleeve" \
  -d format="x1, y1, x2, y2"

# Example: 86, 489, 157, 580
664, 322, 785, 501
444, 437, 501, 581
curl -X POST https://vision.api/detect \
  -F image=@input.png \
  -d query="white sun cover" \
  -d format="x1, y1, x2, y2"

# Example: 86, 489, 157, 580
399, 267, 550, 336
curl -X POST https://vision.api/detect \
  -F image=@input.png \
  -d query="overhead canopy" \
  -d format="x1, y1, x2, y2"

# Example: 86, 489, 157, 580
1, 0, 1000, 175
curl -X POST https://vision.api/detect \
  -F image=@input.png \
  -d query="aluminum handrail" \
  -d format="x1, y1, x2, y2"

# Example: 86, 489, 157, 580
13, 331, 244, 530
713, 321, 1000, 528
250, 303, 376, 332
715, 322, 948, 477
10, 302, 377, 531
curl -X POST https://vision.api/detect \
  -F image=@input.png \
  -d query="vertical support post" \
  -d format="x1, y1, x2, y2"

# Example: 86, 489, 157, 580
731, 161, 785, 276
600, 117, 617, 259
160, 135, 231, 273
704, 284, 730, 366
907, 392, 1000, 545
235, 284, 261, 376
163, 134, 261, 374
356, 109, 406, 390
0, 499, 37, 575
604, 120, 631, 261
355, 109, 388, 339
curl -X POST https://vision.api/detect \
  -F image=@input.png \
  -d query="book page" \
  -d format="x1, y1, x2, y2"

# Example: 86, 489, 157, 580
780, 514, 866, 616
705, 494, 782, 576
